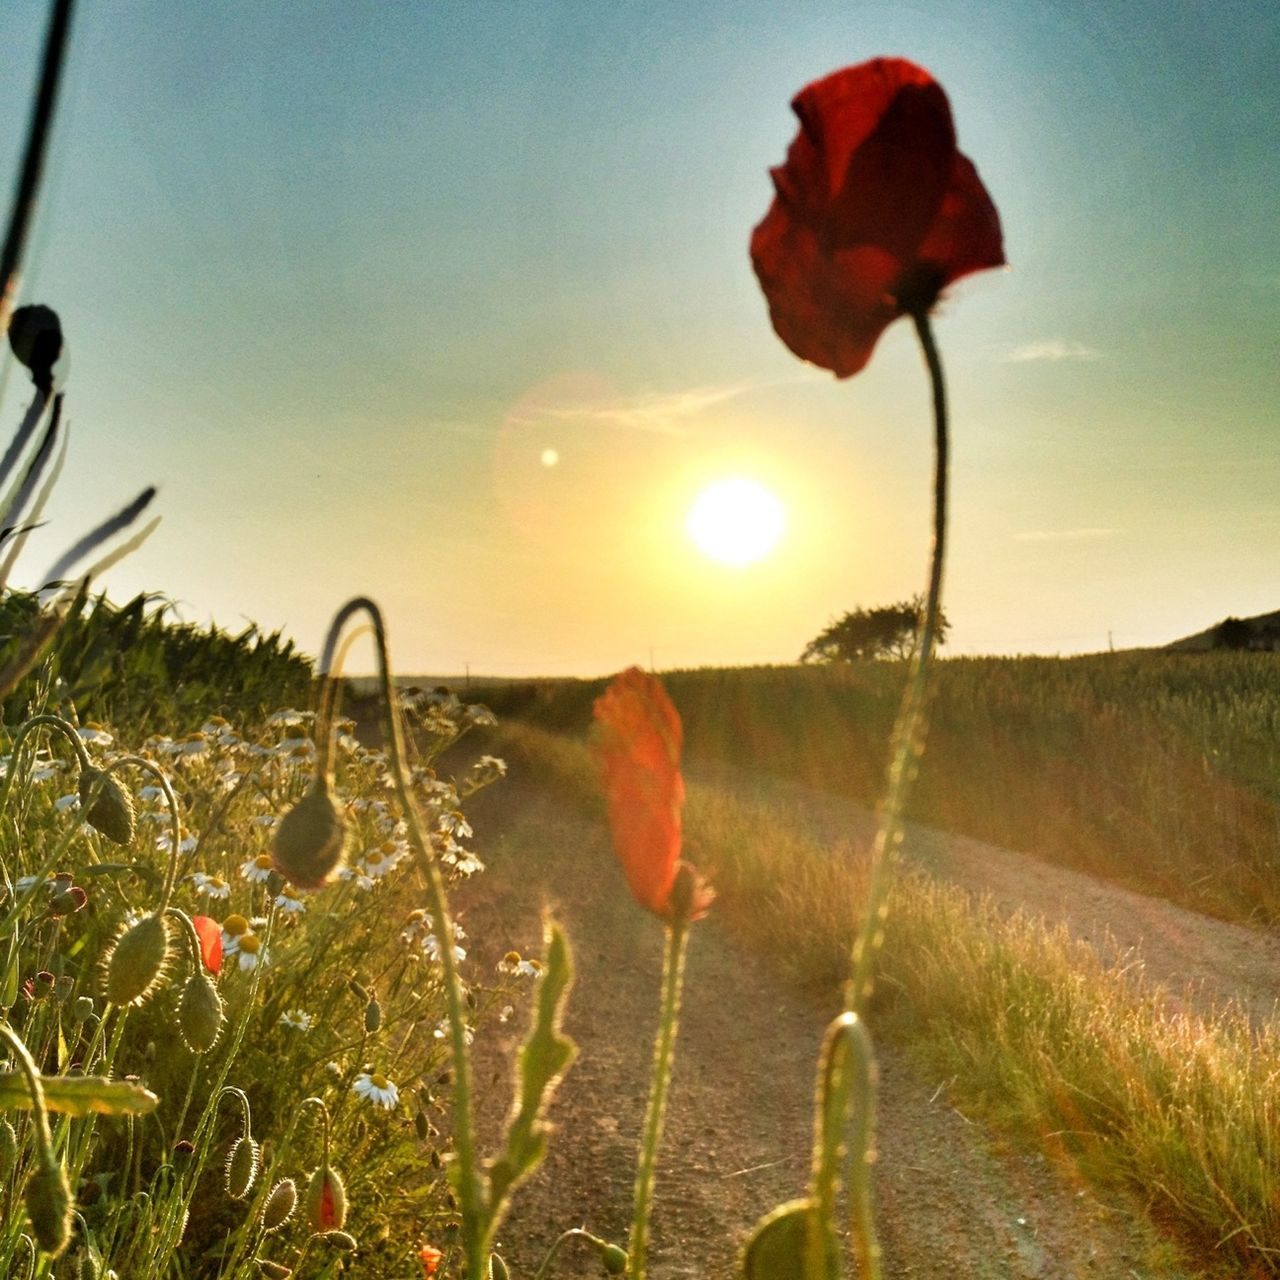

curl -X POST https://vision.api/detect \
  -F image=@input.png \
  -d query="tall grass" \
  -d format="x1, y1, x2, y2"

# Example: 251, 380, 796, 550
487, 653, 1280, 924
494, 718, 1280, 1275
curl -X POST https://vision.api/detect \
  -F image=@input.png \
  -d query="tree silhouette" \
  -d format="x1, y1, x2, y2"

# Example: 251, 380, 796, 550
800, 596, 949, 663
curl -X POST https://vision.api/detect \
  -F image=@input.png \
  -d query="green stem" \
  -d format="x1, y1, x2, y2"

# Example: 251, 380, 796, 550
317, 597, 483, 1273
845, 309, 948, 1014
106, 755, 182, 911
0, 0, 76, 332
628, 920, 689, 1280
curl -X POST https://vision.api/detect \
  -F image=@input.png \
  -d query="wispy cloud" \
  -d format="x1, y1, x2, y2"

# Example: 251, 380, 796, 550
508, 381, 777, 437
1003, 339, 1102, 363
1014, 527, 1123, 543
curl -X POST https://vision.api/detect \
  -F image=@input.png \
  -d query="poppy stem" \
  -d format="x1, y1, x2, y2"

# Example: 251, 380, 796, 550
844, 308, 948, 1015
628, 918, 690, 1280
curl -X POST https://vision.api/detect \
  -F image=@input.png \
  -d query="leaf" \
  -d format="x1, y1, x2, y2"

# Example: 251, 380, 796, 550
485, 918, 576, 1213
0, 1072, 158, 1116
740, 1199, 839, 1280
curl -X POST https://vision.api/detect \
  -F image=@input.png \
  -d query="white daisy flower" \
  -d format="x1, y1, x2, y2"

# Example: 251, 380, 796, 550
191, 872, 232, 899
137, 784, 167, 805
463, 704, 497, 728
360, 840, 406, 880
497, 951, 543, 978
157, 831, 200, 855
437, 811, 473, 839
54, 793, 80, 812
77, 723, 113, 747
220, 913, 261, 955
352, 1071, 399, 1109
240, 852, 275, 883
279, 1009, 313, 1032
266, 709, 313, 727
274, 890, 306, 914
250, 814, 278, 829
236, 934, 269, 970
337, 866, 375, 892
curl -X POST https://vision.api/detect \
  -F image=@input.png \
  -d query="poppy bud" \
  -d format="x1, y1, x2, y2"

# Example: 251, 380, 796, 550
54, 975, 75, 1003
255, 1261, 292, 1279
172, 1140, 196, 1167
414, 1111, 429, 1142
363, 997, 381, 1034
261, 1178, 298, 1233
225, 1136, 260, 1200
33, 971, 55, 999
80, 1246, 102, 1279
8, 305, 64, 394
78, 768, 136, 846
270, 779, 345, 890
25, 1152, 72, 1256
600, 1244, 629, 1274
178, 971, 224, 1054
103, 914, 171, 1006
304, 1165, 346, 1231
320, 1231, 358, 1253
347, 978, 368, 1001
488, 1253, 509, 1280
48, 885, 88, 918
71, 996, 95, 1024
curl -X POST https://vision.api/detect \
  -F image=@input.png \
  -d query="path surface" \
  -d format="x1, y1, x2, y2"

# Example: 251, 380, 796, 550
454, 765, 1209, 1279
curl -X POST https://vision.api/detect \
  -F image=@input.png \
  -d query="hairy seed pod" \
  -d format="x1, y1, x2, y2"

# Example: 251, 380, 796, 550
255, 1261, 292, 1279
304, 1165, 346, 1231
26, 1154, 73, 1256
261, 1179, 298, 1233
103, 914, 171, 1006
363, 997, 381, 1034
270, 778, 345, 890
320, 1231, 357, 1253
178, 971, 225, 1053
80, 1245, 102, 1279
78, 767, 136, 846
414, 1111, 429, 1142
225, 1136, 260, 1200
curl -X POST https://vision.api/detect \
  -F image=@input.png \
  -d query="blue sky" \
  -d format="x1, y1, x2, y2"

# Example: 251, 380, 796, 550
1, 1, 1277, 674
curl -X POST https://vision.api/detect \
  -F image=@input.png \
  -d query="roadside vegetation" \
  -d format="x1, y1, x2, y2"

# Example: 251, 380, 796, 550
488, 717, 1280, 1275
486, 654, 1280, 926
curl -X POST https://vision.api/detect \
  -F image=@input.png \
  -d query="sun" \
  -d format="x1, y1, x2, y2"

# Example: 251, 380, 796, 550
686, 477, 786, 567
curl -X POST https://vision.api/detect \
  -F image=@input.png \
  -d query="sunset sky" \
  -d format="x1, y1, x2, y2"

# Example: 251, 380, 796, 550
1, 1, 1276, 676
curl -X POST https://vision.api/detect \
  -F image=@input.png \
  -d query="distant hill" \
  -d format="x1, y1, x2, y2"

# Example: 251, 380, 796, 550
1166, 609, 1280, 652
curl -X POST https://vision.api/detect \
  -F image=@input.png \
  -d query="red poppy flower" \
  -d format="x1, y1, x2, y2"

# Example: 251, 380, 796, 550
192, 915, 223, 976
418, 1245, 443, 1276
751, 57, 1005, 378
592, 668, 712, 923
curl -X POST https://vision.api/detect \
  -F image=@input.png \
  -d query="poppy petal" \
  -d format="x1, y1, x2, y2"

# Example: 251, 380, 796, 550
192, 914, 223, 975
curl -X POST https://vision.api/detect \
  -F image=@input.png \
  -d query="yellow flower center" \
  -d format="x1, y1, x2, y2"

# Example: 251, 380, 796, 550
254, 852, 273, 869
370, 1073, 389, 1089
223, 914, 248, 936
239, 934, 261, 954
503, 951, 521, 966
380, 840, 397, 855
211, 876, 227, 890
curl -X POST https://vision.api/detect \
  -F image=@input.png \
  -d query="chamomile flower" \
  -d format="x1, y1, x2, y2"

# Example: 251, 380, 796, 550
360, 840, 407, 880
77, 723, 113, 747
220, 914, 265, 955
54, 793, 80, 812
191, 872, 232, 900
437, 811, 472, 839
169, 733, 210, 758
433, 1021, 475, 1045
274, 889, 307, 914
240, 852, 275, 883
157, 831, 200, 856
279, 1009, 313, 1032
497, 951, 543, 978
352, 1071, 399, 1110
266, 709, 312, 728
235, 933, 269, 971
337, 866, 375, 892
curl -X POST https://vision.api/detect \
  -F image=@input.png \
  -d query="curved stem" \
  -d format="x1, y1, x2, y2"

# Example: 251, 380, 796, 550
845, 310, 948, 1014
318, 596, 483, 1273
217, 1085, 252, 1139
106, 755, 181, 911
164, 906, 203, 974
532, 1228, 614, 1280
0, 1022, 51, 1156
0, 0, 76, 332
297, 1096, 332, 1169
628, 920, 689, 1280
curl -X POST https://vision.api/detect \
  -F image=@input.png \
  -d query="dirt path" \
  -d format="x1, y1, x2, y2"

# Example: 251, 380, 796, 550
689, 763, 1280, 1026
454, 767, 1197, 1279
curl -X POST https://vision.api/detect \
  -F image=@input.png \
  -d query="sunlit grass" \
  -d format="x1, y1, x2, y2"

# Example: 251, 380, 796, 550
496, 719, 1280, 1274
